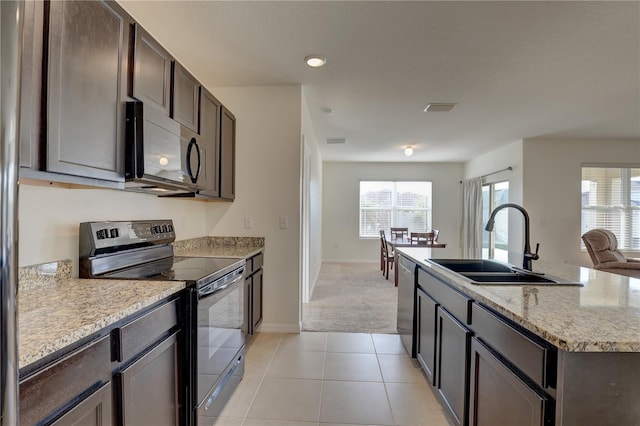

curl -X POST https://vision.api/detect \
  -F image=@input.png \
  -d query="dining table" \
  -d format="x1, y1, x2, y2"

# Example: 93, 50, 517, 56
384, 236, 447, 286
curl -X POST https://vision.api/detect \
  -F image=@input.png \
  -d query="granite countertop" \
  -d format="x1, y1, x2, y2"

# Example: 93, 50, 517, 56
397, 247, 640, 353
18, 261, 185, 369
173, 236, 264, 259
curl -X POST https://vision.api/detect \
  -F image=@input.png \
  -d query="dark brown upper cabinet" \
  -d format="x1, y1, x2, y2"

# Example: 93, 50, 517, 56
220, 105, 236, 200
172, 62, 200, 132
198, 88, 221, 197
130, 23, 172, 115
45, 0, 130, 182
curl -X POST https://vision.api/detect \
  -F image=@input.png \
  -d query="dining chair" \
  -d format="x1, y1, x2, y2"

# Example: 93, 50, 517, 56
390, 227, 409, 240
410, 231, 435, 246
380, 230, 394, 279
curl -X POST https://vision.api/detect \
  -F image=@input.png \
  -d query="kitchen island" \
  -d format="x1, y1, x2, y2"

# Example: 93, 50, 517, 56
397, 247, 640, 426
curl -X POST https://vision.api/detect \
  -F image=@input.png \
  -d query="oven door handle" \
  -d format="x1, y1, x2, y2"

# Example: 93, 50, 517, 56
199, 270, 244, 298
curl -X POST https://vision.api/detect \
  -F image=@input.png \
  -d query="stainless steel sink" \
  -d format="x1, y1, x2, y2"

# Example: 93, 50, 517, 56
430, 259, 583, 286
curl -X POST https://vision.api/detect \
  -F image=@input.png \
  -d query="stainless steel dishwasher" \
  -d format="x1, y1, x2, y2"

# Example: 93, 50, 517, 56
396, 255, 417, 357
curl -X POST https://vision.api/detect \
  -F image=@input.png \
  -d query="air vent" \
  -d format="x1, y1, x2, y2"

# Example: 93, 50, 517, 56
326, 138, 346, 144
423, 103, 457, 112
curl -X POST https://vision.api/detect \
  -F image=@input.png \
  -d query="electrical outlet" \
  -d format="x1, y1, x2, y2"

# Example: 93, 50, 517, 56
244, 216, 253, 229
279, 216, 288, 229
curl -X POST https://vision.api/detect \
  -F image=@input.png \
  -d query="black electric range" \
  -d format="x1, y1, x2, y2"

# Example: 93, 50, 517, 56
79, 219, 246, 426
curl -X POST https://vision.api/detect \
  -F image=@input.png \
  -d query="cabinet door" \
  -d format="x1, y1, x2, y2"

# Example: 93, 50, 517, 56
50, 382, 112, 426
173, 62, 200, 132
118, 332, 181, 426
417, 288, 438, 385
437, 307, 472, 426
469, 338, 549, 426
198, 89, 221, 197
252, 269, 263, 331
245, 276, 253, 335
131, 23, 172, 115
46, 0, 129, 181
19, 0, 44, 169
220, 105, 236, 200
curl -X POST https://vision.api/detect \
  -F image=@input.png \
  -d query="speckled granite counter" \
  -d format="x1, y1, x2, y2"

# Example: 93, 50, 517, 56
397, 247, 640, 352
18, 261, 185, 369
173, 236, 264, 258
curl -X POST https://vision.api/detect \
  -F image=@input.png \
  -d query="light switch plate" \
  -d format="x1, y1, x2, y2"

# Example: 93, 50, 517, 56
244, 216, 253, 229
279, 216, 288, 229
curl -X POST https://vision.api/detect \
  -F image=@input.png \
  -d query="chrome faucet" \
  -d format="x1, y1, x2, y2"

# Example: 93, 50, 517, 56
484, 203, 539, 271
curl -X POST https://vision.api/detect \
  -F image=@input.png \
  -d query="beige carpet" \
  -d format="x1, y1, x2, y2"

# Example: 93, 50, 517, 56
302, 262, 398, 334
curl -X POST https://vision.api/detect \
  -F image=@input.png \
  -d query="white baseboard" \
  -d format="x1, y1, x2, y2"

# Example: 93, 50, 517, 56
258, 322, 301, 334
321, 259, 379, 264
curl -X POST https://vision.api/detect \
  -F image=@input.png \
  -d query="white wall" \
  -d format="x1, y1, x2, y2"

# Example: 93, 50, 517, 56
301, 89, 323, 297
464, 141, 526, 265
19, 185, 207, 271
522, 138, 640, 267
322, 162, 463, 263
207, 85, 302, 333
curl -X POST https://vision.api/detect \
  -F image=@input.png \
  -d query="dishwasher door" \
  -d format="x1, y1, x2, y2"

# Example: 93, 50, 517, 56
397, 255, 417, 357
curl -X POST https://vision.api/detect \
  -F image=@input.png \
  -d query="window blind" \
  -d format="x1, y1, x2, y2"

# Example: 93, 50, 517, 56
359, 181, 432, 238
581, 166, 640, 250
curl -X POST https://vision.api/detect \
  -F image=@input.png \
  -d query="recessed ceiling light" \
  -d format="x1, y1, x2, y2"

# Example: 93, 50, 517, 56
404, 146, 414, 157
305, 55, 326, 68
423, 103, 457, 112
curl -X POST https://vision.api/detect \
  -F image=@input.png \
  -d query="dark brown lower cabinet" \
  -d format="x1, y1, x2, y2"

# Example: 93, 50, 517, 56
19, 335, 111, 426
245, 252, 264, 336
416, 288, 438, 385
117, 332, 181, 426
50, 382, 112, 426
436, 307, 472, 426
469, 337, 551, 426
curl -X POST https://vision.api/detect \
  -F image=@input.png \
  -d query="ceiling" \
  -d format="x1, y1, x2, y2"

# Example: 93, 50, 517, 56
119, 1, 640, 163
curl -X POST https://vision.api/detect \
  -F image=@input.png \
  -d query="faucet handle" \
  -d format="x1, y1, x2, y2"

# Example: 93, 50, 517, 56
532, 243, 540, 260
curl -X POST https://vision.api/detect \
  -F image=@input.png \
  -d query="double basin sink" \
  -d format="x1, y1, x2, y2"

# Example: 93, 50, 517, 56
430, 259, 583, 286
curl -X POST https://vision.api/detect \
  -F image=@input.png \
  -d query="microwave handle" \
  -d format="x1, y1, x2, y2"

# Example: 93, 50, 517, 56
186, 137, 201, 184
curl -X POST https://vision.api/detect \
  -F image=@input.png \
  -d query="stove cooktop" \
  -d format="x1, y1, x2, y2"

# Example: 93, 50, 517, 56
102, 256, 245, 287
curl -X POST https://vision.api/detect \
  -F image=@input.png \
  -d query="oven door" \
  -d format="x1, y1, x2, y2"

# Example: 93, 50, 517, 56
194, 270, 245, 422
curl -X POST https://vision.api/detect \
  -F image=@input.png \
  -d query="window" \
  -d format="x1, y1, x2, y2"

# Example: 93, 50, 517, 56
359, 181, 432, 238
482, 181, 509, 261
581, 166, 640, 251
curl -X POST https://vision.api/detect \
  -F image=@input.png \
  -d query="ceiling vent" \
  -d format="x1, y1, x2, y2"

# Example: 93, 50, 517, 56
423, 103, 457, 112
326, 138, 346, 145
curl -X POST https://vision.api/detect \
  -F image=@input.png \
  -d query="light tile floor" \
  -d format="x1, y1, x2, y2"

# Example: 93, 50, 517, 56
209, 332, 452, 426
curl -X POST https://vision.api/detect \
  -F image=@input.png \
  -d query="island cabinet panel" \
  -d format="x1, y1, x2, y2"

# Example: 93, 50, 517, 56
416, 288, 438, 385
469, 338, 550, 426
45, 0, 129, 182
130, 23, 173, 115
172, 62, 200, 132
19, 336, 111, 426
220, 105, 236, 200
436, 307, 472, 426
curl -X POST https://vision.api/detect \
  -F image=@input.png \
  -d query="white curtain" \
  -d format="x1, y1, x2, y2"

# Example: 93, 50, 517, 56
460, 177, 483, 258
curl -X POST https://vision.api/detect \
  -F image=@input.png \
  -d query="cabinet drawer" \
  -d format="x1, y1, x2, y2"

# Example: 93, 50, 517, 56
471, 303, 554, 389
419, 268, 472, 324
247, 252, 264, 276
114, 298, 179, 362
20, 336, 111, 425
